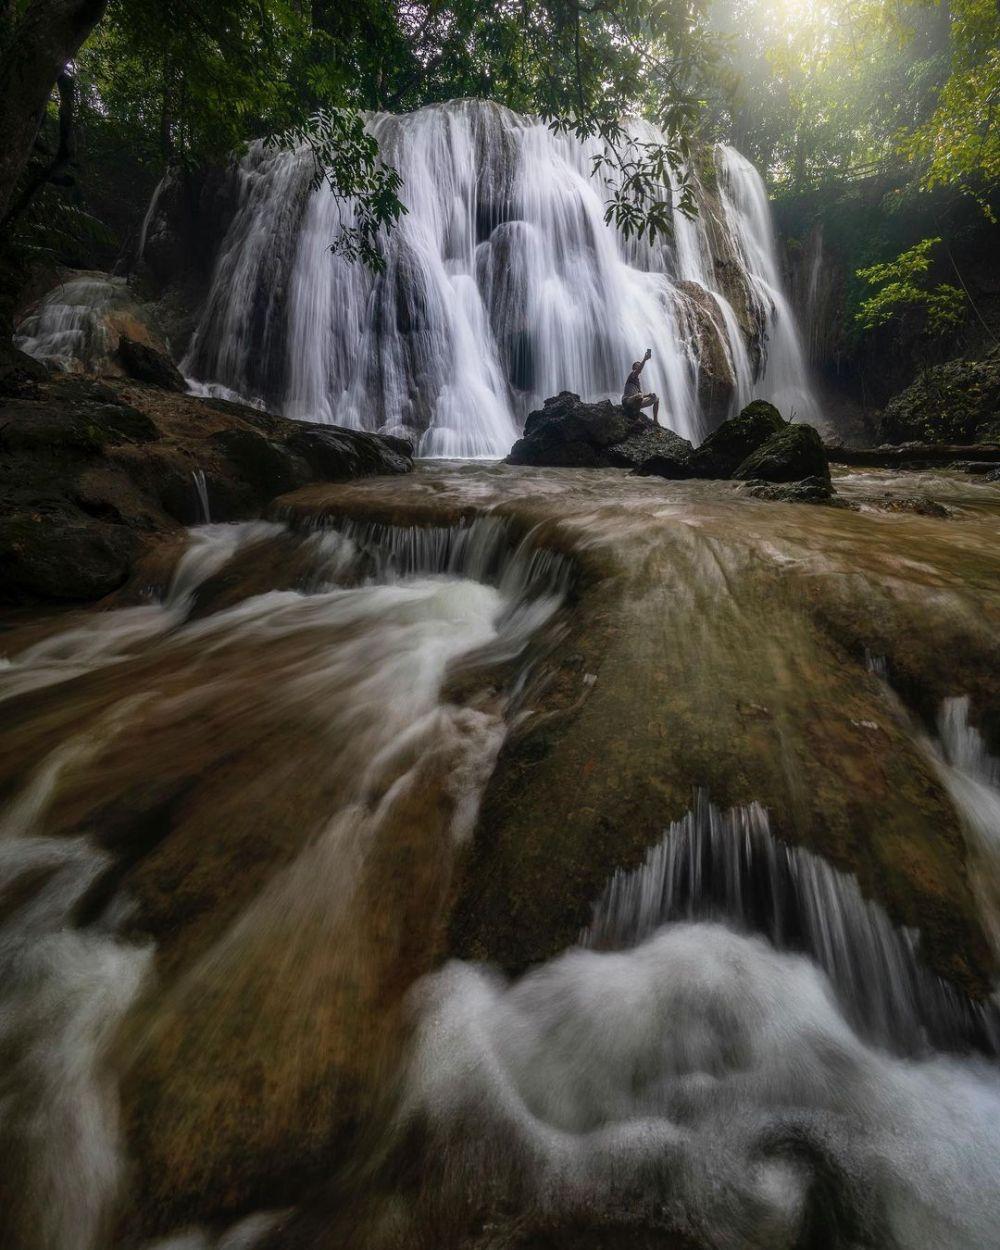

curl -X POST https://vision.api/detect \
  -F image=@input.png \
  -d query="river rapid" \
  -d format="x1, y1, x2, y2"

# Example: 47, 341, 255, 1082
1, 463, 1000, 1250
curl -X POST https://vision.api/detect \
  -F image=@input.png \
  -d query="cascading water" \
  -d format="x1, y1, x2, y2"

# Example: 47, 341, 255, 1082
178, 100, 817, 454
932, 696, 1000, 958
0, 512, 571, 1250
581, 793, 999, 1054
714, 146, 819, 421
14, 273, 130, 372
4, 461, 1000, 1250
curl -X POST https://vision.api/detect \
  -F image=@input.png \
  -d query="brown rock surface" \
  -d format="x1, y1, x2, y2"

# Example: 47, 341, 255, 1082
0, 370, 412, 603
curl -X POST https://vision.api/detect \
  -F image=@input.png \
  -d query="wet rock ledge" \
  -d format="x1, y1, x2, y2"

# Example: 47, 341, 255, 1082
0, 344, 412, 604
509, 391, 834, 502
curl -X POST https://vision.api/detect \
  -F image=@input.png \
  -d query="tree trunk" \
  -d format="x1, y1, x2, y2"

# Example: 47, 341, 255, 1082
0, 0, 108, 225
0, 67, 77, 234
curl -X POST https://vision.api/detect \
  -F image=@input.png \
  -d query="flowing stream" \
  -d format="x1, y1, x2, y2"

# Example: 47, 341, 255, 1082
5, 93, 1000, 1250
2, 463, 1000, 1250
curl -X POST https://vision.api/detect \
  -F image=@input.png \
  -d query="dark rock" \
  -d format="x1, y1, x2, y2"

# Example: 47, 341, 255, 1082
877, 351, 1000, 445
631, 429, 697, 480
863, 494, 951, 518
610, 424, 694, 472
688, 400, 786, 478
290, 426, 413, 480
633, 450, 693, 478
140, 165, 244, 285
826, 442, 1000, 469
0, 372, 413, 604
507, 391, 646, 467
733, 422, 830, 483
739, 476, 839, 505
118, 336, 187, 392
952, 461, 1000, 475
0, 341, 48, 398
0, 391, 158, 455
0, 513, 137, 600
209, 427, 306, 497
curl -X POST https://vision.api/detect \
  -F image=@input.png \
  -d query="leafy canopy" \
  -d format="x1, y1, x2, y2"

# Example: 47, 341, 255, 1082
68, 0, 722, 265
855, 236, 965, 336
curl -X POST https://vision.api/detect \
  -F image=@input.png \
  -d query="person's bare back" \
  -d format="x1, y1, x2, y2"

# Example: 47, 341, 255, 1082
622, 348, 660, 424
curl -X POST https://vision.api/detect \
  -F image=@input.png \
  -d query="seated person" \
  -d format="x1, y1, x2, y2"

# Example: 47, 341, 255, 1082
622, 348, 660, 425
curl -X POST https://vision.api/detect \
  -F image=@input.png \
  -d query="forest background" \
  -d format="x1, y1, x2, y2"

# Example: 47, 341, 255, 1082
1, 0, 997, 408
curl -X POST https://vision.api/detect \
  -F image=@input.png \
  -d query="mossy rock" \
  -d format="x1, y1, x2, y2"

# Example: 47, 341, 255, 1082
0, 341, 48, 398
689, 400, 785, 478
733, 422, 830, 483
117, 335, 187, 392
209, 426, 307, 496
878, 353, 1000, 445
0, 513, 137, 600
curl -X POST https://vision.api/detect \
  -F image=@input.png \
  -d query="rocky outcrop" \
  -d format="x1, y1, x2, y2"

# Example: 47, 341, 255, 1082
733, 421, 830, 483
687, 399, 786, 477
506, 391, 692, 469
739, 476, 838, 505
137, 164, 242, 288
877, 351, 1000, 445
13, 270, 172, 375
676, 279, 738, 426
826, 442, 1000, 469
634, 400, 834, 501
606, 424, 695, 471
0, 369, 412, 604
0, 340, 48, 398
512, 394, 835, 503
117, 335, 187, 391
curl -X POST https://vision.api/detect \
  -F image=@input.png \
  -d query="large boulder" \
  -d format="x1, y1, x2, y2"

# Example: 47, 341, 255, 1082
634, 400, 787, 482
632, 429, 697, 479
290, 425, 413, 480
877, 351, 1000, 445
507, 391, 649, 467
689, 399, 786, 478
0, 514, 138, 600
118, 335, 187, 391
0, 340, 49, 398
733, 421, 830, 483
608, 424, 694, 472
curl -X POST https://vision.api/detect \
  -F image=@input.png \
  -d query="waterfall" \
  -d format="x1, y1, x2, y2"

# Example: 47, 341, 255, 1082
581, 793, 999, 1055
714, 146, 819, 422
14, 274, 128, 373
191, 469, 212, 524
933, 696, 1000, 959
180, 100, 817, 455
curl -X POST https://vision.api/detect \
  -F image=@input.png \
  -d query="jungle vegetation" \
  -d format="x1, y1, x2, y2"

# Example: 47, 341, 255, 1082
0, 0, 997, 335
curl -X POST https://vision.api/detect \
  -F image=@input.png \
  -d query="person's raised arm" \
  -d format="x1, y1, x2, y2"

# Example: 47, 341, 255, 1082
637, 348, 652, 375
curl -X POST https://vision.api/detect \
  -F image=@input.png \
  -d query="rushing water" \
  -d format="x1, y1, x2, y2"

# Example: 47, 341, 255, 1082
14, 273, 131, 372
2, 465, 1000, 1249
0, 514, 570, 1250
176, 100, 815, 453
15, 103, 816, 454
581, 793, 1000, 1054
